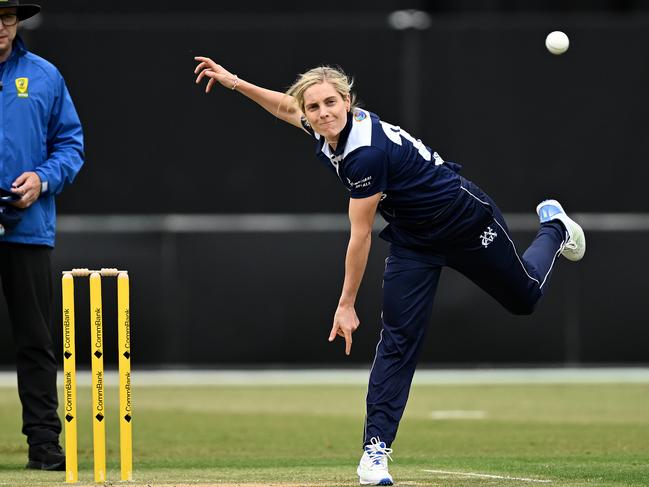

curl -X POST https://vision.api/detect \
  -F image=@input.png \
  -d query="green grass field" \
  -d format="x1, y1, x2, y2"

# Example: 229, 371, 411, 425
1, 380, 648, 486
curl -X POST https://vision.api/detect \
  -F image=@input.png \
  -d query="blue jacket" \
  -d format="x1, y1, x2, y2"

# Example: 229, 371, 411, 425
0, 36, 84, 247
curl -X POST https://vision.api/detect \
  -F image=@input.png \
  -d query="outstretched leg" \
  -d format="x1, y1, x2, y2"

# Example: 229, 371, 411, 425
448, 183, 571, 314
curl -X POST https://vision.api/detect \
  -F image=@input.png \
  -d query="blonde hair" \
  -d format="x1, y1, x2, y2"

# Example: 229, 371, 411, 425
286, 66, 358, 114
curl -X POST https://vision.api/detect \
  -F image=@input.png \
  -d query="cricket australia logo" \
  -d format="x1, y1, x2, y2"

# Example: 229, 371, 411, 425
480, 226, 497, 248
15, 77, 29, 98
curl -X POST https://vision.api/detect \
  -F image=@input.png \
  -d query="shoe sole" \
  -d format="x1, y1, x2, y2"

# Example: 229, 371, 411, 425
26, 459, 66, 471
561, 217, 586, 261
359, 479, 393, 486
358, 468, 394, 486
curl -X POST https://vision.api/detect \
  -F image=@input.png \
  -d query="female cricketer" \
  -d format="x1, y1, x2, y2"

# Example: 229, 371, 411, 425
193, 58, 585, 486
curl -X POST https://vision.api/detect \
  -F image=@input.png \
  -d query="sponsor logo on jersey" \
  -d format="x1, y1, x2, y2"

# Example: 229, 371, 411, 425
15, 78, 29, 98
480, 226, 497, 248
353, 111, 367, 122
346, 175, 372, 190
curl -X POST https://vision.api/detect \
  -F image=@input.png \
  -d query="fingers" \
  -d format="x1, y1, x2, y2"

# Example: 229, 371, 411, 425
195, 68, 220, 93
195, 69, 207, 84
194, 56, 217, 71
193, 57, 221, 76
12, 198, 28, 209
12, 172, 28, 189
344, 330, 352, 356
10, 172, 40, 208
193, 57, 232, 95
11, 187, 38, 209
194, 57, 215, 85
193, 60, 207, 74
328, 323, 338, 342
195, 69, 214, 89
329, 326, 352, 355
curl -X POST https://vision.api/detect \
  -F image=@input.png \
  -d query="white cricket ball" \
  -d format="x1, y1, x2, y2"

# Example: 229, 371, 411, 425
545, 31, 569, 55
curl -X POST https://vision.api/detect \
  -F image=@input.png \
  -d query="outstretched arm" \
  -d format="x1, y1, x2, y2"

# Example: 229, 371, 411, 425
194, 56, 303, 129
328, 193, 382, 356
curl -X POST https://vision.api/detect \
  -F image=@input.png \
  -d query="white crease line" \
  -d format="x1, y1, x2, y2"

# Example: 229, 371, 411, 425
423, 469, 552, 483
430, 410, 487, 419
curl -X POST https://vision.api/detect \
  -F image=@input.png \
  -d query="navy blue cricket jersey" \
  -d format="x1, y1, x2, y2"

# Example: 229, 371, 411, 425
302, 109, 462, 231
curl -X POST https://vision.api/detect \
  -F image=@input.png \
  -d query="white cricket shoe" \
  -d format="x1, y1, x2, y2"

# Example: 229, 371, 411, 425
536, 199, 586, 262
357, 437, 393, 486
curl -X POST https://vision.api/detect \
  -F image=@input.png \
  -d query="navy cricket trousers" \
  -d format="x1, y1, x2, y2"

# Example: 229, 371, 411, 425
364, 179, 566, 447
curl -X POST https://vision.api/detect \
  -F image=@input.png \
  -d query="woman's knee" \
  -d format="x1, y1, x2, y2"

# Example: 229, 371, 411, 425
505, 291, 541, 316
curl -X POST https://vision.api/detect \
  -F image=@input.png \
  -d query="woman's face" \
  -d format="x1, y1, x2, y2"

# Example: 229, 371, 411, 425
302, 82, 350, 143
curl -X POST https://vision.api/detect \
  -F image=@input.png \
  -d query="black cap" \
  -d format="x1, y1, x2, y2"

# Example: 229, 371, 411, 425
0, 0, 41, 21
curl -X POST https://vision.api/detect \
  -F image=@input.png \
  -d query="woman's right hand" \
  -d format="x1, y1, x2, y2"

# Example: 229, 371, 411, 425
329, 303, 360, 356
194, 56, 238, 93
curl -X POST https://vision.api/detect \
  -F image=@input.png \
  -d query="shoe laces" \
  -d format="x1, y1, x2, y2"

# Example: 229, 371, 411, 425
562, 230, 577, 250
365, 437, 393, 467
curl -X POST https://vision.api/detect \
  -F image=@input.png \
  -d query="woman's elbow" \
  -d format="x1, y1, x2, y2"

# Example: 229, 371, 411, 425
350, 226, 373, 242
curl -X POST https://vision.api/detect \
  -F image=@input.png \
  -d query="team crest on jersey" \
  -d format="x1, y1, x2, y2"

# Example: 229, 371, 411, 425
15, 78, 29, 98
353, 111, 366, 122
480, 226, 497, 248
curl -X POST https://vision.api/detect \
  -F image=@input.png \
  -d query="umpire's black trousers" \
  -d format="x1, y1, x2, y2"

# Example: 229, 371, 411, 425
0, 243, 61, 446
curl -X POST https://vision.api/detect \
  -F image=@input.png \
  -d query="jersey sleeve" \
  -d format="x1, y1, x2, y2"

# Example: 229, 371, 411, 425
344, 147, 388, 199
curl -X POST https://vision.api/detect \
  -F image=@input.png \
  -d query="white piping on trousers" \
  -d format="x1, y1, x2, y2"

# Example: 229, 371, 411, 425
460, 186, 541, 287
539, 240, 565, 289
364, 327, 385, 443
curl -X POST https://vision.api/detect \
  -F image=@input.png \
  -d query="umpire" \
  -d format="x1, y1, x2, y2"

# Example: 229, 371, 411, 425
0, 0, 84, 470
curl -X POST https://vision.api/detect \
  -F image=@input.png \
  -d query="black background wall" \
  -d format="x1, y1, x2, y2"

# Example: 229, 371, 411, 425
23, 1, 649, 214
1, 1, 647, 366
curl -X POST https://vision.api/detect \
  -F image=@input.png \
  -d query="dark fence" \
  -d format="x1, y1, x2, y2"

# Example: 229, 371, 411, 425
24, 11, 649, 214
2, 222, 647, 366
